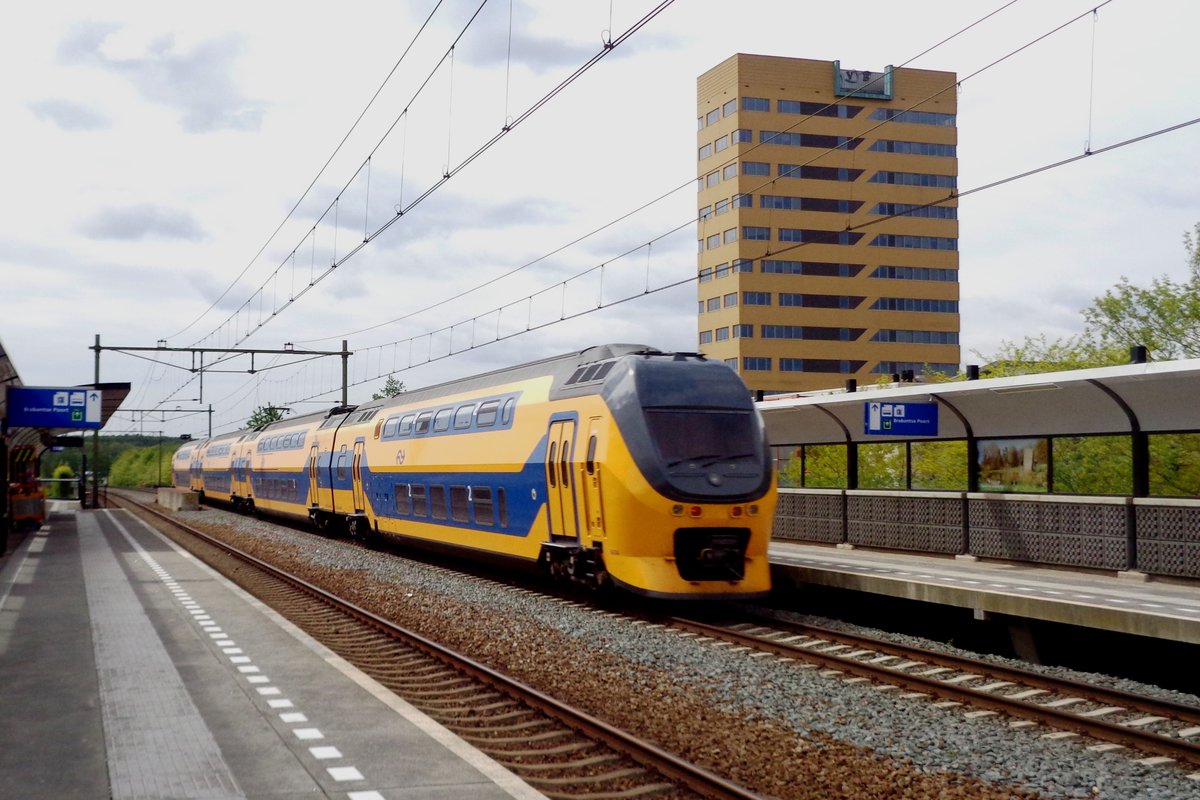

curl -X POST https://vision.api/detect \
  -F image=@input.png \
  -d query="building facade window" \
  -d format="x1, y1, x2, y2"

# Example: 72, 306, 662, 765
760, 131, 861, 150
761, 195, 861, 214
742, 161, 771, 176
699, 268, 713, 283
715, 327, 730, 341
699, 205, 712, 220
870, 297, 959, 313
742, 97, 770, 112
870, 329, 960, 344
722, 163, 738, 180
779, 293, 859, 309
781, 358, 861, 373
762, 325, 858, 340
743, 291, 771, 305
778, 100, 862, 118
743, 356, 772, 371
869, 108, 955, 126
871, 202, 957, 219
733, 193, 752, 208
723, 293, 738, 307
724, 358, 738, 368
871, 265, 957, 282
868, 139, 956, 157
762, 260, 862, 277
723, 228, 738, 244
715, 198, 730, 215
733, 258, 754, 273
705, 171, 720, 187
733, 128, 752, 143
698, 143, 713, 160
868, 171, 957, 188
870, 234, 958, 251
779, 228, 863, 246
699, 330, 713, 344
715, 262, 730, 278
706, 233, 720, 249
706, 108, 720, 125
715, 134, 729, 152
723, 99, 737, 116
733, 324, 753, 338
778, 164, 863, 182
706, 297, 721, 312
743, 226, 770, 240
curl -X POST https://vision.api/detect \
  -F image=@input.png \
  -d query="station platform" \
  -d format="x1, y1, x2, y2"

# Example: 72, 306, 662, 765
769, 540, 1200, 646
0, 503, 542, 800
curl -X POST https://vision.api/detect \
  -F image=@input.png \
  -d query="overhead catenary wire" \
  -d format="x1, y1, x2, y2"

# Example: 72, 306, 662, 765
298, 0, 1030, 345
149, 1, 676, 411
185, 0, 677, 355
163, 0, 449, 343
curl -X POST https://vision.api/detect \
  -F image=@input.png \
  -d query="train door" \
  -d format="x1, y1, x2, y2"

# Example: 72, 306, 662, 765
351, 440, 366, 513
581, 418, 604, 540
544, 419, 579, 541
306, 444, 319, 507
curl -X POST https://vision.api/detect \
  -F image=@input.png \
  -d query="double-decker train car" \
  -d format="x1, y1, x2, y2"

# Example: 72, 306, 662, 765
176, 344, 776, 599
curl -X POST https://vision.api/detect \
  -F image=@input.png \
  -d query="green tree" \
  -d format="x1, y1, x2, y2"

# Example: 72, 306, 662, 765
1083, 222, 1200, 359
246, 405, 288, 429
372, 374, 406, 400
980, 222, 1200, 373
50, 463, 75, 498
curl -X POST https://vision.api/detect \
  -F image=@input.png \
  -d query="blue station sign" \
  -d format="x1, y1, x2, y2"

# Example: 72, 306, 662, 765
6, 386, 103, 430
864, 400, 938, 436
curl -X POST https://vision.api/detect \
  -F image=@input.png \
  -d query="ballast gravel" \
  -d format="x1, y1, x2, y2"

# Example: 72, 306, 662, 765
163, 505, 1199, 799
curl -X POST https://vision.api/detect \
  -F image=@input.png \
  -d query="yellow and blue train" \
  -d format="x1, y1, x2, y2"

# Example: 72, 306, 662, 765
173, 344, 776, 599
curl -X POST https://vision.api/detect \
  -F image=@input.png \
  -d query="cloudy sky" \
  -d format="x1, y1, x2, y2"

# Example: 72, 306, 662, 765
2, 0, 1198, 438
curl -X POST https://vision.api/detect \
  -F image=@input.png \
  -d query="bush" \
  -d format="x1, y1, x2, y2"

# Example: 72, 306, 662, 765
50, 463, 75, 498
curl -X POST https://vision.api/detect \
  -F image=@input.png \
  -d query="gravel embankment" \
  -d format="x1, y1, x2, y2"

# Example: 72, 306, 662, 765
162, 505, 1199, 799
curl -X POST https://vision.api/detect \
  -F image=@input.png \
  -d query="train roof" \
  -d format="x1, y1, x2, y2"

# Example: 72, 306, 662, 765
368, 344, 663, 412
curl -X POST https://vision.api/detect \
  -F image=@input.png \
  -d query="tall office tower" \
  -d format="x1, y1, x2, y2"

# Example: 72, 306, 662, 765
696, 54, 960, 393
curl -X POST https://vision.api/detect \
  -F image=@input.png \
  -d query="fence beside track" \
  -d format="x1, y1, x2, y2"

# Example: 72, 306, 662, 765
773, 489, 1200, 579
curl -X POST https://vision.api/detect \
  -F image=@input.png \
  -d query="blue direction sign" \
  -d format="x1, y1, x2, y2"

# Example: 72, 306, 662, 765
6, 386, 103, 430
864, 400, 938, 436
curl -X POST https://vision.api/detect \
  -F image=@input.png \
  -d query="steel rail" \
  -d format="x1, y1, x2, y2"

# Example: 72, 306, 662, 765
111, 491, 764, 800
671, 617, 1200, 767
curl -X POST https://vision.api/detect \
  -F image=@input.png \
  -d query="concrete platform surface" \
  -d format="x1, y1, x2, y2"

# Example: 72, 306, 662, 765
0, 503, 543, 800
770, 540, 1200, 645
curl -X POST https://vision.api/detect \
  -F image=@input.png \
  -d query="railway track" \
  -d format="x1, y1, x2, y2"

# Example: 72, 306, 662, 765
668, 614, 1200, 769
111, 491, 762, 800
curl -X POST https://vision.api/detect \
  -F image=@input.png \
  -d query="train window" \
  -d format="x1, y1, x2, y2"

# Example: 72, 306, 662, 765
594, 361, 616, 381
472, 486, 494, 525
410, 484, 428, 517
560, 441, 571, 486
336, 449, 347, 481
429, 485, 448, 520
298, 433, 305, 448
394, 484, 411, 516
433, 408, 452, 433
450, 486, 469, 522
398, 414, 415, 436
497, 488, 508, 527
453, 404, 475, 429
501, 398, 515, 425
586, 435, 598, 474
547, 441, 558, 487
476, 400, 500, 427
382, 417, 399, 438
414, 412, 433, 435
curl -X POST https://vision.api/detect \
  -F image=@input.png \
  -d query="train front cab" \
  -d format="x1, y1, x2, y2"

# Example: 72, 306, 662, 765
554, 354, 775, 600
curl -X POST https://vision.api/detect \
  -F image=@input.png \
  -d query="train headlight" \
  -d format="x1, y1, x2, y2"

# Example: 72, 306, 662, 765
748, 504, 760, 516
688, 506, 703, 518
671, 504, 684, 516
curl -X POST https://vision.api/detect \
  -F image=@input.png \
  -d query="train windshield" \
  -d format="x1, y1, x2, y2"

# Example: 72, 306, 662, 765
643, 409, 758, 465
